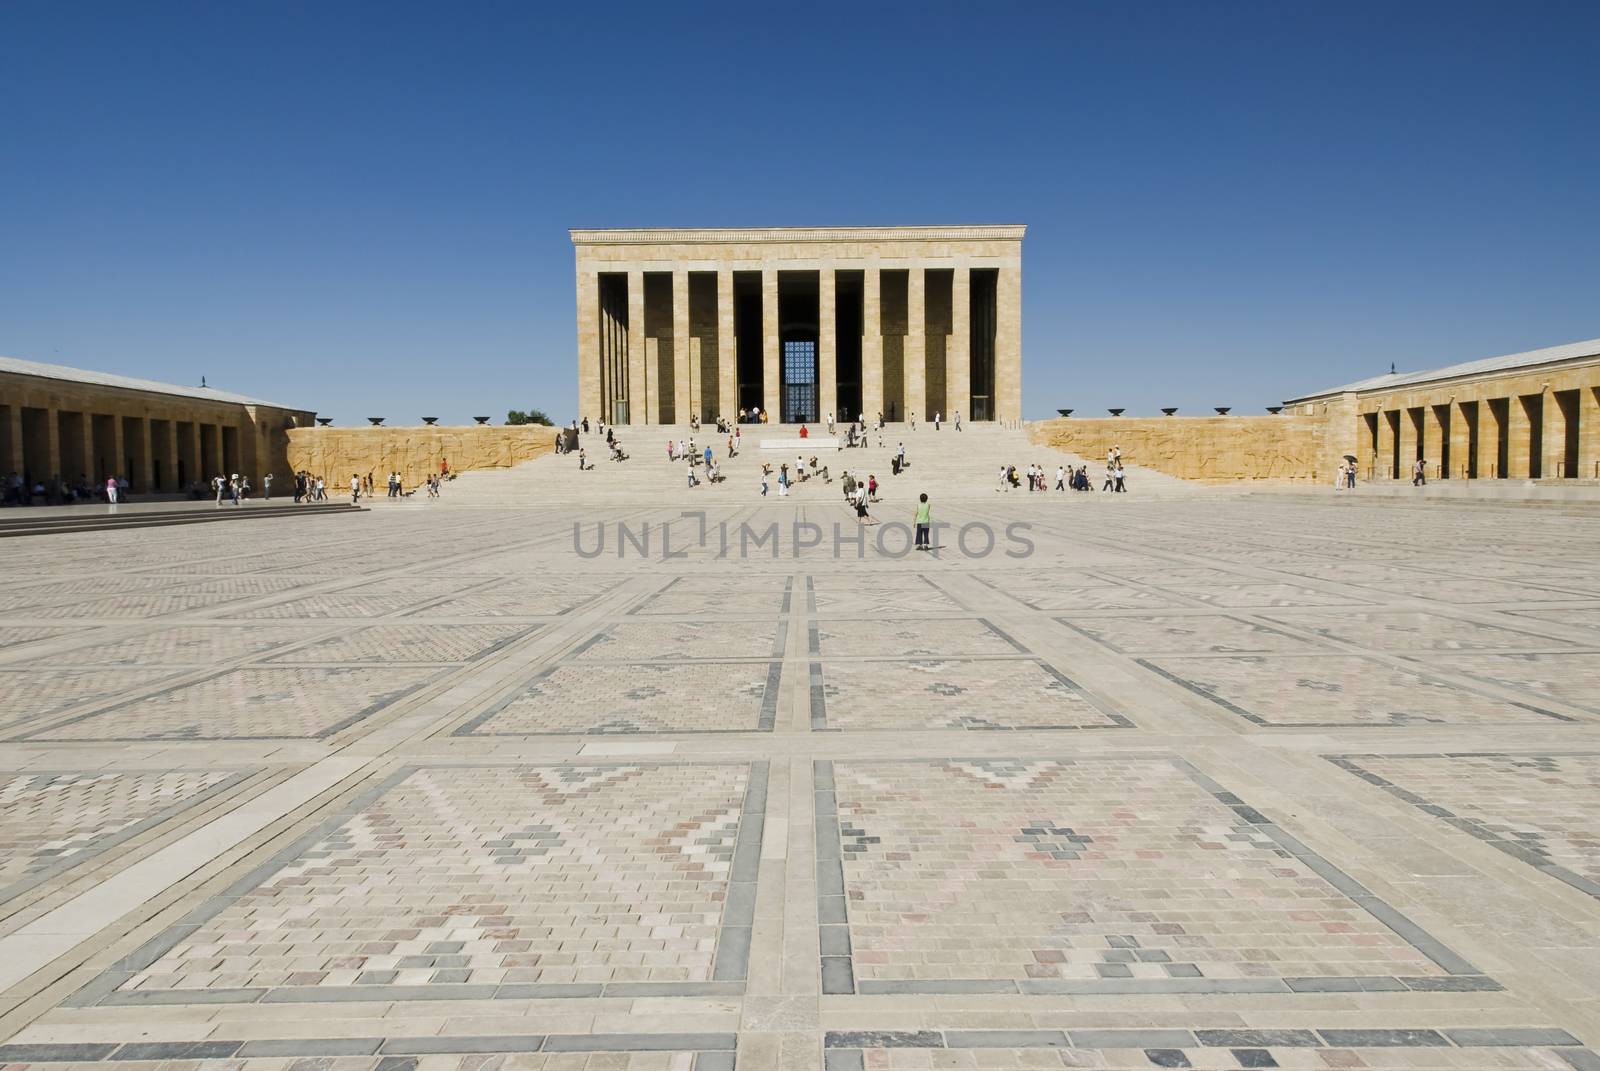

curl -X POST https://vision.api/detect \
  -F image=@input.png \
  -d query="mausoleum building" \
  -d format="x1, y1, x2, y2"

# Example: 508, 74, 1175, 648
572, 226, 1025, 426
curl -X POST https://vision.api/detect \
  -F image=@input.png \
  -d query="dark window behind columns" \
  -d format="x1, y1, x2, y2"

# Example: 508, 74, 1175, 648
970, 269, 998, 421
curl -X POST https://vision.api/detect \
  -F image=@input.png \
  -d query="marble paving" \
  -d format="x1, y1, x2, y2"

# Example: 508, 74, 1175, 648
2, 494, 1600, 1071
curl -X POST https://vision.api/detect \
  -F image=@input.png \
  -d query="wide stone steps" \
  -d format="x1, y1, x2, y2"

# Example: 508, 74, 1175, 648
439, 423, 1203, 505
0, 501, 364, 538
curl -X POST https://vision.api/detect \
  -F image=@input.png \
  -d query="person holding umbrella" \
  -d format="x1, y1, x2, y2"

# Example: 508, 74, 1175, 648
1343, 453, 1358, 489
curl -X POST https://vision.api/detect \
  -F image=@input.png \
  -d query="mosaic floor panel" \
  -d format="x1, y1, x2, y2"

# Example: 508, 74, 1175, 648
1330, 752, 1600, 899
0, 769, 247, 904
1139, 655, 1572, 727
458, 662, 781, 735
267, 622, 537, 663
572, 619, 785, 661
814, 659, 1129, 731
1257, 610, 1577, 652
14, 666, 441, 740
72, 762, 764, 1004
816, 758, 1483, 994
813, 617, 1025, 658
1058, 615, 1324, 655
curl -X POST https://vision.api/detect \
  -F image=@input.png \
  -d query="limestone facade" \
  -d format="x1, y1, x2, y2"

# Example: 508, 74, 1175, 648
285, 424, 556, 491
1030, 411, 1335, 482
0, 356, 314, 494
1287, 338, 1600, 482
572, 226, 1025, 426
1032, 338, 1600, 485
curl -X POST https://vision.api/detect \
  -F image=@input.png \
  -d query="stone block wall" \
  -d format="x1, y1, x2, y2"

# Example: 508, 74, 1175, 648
286, 425, 557, 490
1028, 413, 1333, 482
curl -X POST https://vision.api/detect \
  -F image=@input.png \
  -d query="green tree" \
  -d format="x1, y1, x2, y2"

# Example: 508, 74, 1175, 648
506, 408, 554, 426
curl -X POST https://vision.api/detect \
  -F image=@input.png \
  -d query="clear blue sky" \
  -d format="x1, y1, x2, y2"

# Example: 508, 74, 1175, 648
3, 1, 1596, 423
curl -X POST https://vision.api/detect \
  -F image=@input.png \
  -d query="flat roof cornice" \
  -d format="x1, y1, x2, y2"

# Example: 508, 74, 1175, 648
570, 225, 1026, 245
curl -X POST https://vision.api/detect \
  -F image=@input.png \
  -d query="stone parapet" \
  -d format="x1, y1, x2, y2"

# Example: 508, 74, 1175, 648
286, 425, 556, 490
1028, 414, 1328, 482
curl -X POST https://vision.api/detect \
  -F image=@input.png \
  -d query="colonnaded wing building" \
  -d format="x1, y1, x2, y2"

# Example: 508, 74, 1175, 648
572, 226, 1024, 426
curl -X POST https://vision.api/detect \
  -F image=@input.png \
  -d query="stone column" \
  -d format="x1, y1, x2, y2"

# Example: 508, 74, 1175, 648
576, 269, 601, 423
996, 264, 1022, 423
761, 268, 780, 421
861, 265, 882, 423
717, 269, 737, 421
44, 408, 61, 478
76, 415, 94, 480
165, 420, 180, 489
627, 269, 648, 424
672, 269, 691, 423
212, 423, 227, 477
5, 407, 22, 478
1579, 387, 1600, 481
1543, 387, 1568, 479
1375, 410, 1395, 479
1422, 405, 1443, 480
1449, 401, 1473, 479
1507, 396, 1531, 478
109, 415, 125, 482
904, 266, 926, 424
817, 267, 837, 423
1398, 407, 1418, 478
948, 265, 970, 425
137, 418, 153, 491
1476, 404, 1499, 480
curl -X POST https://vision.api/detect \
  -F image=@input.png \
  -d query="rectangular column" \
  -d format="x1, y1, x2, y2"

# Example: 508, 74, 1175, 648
1449, 401, 1472, 479
109, 415, 125, 482
672, 268, 691, 423
1398, 407, 1418, 478
213, 423, 226, 477
717, 269, 737, 422
761, 268, 780, 421
996, 264, 1022, 422
861, 265, 882, 424
165, 420, 180, 489
905, 266, 925, 424
626, 269, 648, 424
1476, 403, 1499, 479
577, 270, 601, 423
136, 418, 153, 491
1543, 387, 1568, 479
1422, 405, 1443, 479
1375, 410, 1395, 479
1580, 387, 1600, 481
948, 265, 970, 425
5, 406, 22, 479
1507, 396, 1531, 478
45, 408, 62, 478
817, 267, 837, 424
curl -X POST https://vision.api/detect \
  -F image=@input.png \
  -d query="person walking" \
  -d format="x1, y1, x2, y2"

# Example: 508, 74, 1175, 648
954, 410, 961, 431
1413, 457, 1427, 486
914, 493, 932, 550
264, 473, 273, 500
350, 473, 361, 504
933, 411, 941, 431
105, 475, 118, 505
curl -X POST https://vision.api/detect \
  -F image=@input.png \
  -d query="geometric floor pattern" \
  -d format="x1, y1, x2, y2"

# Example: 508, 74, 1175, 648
2, 491, 1600, 1070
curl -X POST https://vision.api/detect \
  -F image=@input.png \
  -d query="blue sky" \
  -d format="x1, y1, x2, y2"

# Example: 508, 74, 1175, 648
3, 1, 1596, 423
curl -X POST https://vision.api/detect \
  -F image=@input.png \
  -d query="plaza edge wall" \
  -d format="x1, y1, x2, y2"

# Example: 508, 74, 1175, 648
1028, 404, 1351, 482
286, 425, 557, 490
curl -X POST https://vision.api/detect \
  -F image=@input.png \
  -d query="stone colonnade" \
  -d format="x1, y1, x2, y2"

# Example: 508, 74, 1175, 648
0, 368, 315, 494
573, 226, 1025, 426
1349, 360, 1600, 481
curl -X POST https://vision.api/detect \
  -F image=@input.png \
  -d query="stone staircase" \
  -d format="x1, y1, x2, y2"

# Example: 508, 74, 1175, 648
437, 422, 1203, 506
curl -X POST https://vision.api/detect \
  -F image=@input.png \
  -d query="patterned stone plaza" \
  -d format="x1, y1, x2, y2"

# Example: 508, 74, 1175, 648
1, 494, 1599, 1070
